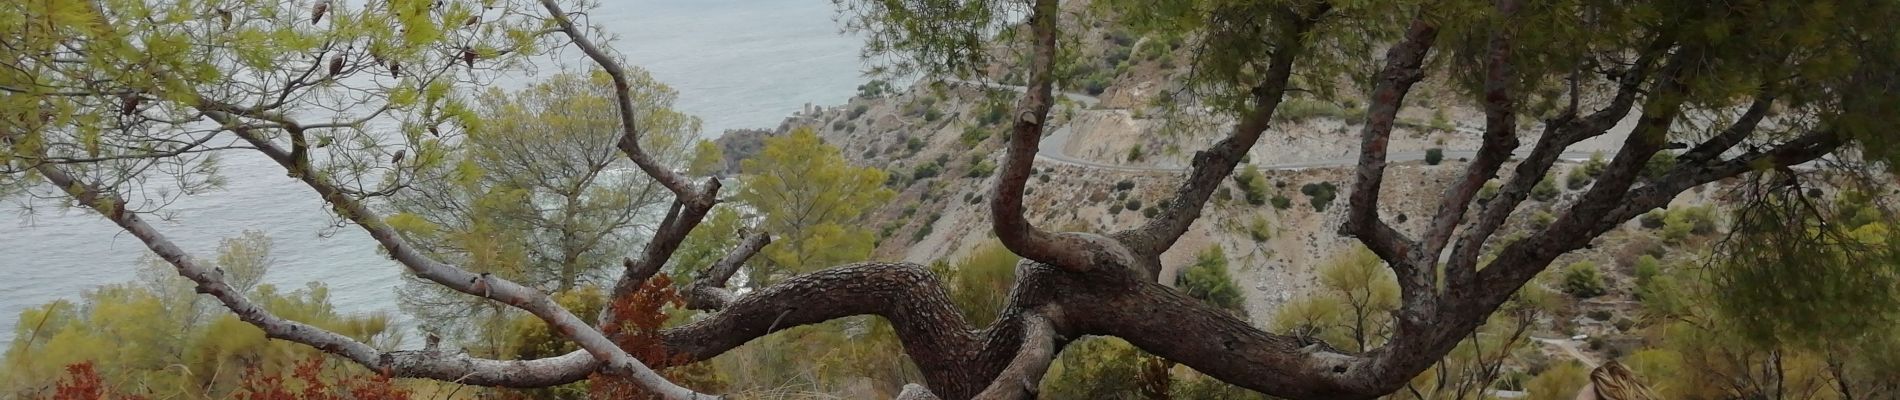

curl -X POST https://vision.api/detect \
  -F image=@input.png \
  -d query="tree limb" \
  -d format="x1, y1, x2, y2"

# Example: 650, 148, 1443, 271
1124, 4, 1329, 261
1344, 16, 1435, 293
206, 112, 713, 400
972, 311, 1059, 400
682, 232, 771, 311
8, 133, 603, 389
988, 0, 1132, 274
1424, 0, 1520, 270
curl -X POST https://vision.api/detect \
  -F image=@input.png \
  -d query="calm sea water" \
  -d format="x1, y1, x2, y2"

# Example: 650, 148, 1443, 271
0, 0, 867, 346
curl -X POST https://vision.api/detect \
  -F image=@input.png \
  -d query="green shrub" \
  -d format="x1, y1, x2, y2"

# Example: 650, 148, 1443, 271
1425, 148, 1445, 165
849, 104, 870, 119
923, 107, 944, 122
1581, 152, 1608, 177
960, 126, 991, 146
1531, 211, 1556, 230
1127, 145, 1145, 162
1565, 168, 1593, 190
1246, 216, 1272, 242
905, 136, 926, 155
1477, 180, 1501, 204
979, 101, 1007, 126
1142, 206, 1160, 218
1109, 203, 1124, 215
1115, 180, 1135, 191
1561, 261, 1608, 298
1126, 199, 1144, 211
1235, 168, 1269, 206
1531, 173, 1561, 202
1300, 182, 1338, 212
967, 159, 997, 178
1639, 210, 1666, 229
910, 213, 941, 243
1179, 245, 1246, 314
1270, 194, 1292, 210
1275, 98, 1350, 122
1660, 205, 1716, 243
912, 161, 942, 180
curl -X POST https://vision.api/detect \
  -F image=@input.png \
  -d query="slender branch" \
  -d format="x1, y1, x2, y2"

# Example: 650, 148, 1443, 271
988, 0, 1130, 273
1601, 130, 1841, 233
1441, 36, 1671, 275
536, 0, 702, 201
8, 133, 602, 388
1676, 93, 1775, 166
683, 232, 772, 311
1344, 16, 1435, 279
1423, 0, 1521, 271
207, 112, 713, 400
972, 311, 1058, 400
1124, 4, 1329, 261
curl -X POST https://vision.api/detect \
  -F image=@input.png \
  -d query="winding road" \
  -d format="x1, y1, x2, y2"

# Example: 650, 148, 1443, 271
944, 79, 1611, 173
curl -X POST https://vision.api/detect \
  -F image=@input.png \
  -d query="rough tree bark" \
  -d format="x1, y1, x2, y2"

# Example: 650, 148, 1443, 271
14, 0, 1865, 399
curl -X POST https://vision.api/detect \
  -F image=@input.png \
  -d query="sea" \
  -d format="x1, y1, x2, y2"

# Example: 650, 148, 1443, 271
0, 0, 868, 347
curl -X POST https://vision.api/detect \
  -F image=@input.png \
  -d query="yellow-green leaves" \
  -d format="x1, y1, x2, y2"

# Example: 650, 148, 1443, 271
391, 0, 441, 45
738, 128, 895, 284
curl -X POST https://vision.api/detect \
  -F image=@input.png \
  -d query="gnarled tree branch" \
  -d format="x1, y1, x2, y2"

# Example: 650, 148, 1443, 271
204, 111, 712, 399
1124, 4, 1330, 265
988, 0, 1132, 274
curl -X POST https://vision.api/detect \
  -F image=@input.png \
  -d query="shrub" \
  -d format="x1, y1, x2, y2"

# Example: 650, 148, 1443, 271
1126, 199, 1144, 211
1234, 168, 1269, 206
1531, 211, 1556, 230
1561, 261, 1608, 298
1244, 188, 1269, 206
1115, 180, 1136, 191
1565, 168, 1593, 190
923, 107, 944, 122
1275, 98, 1350, 122
1109, 203, 1125, 215
1037, 174, 1051, 183
960, 126, 991, 146
979, 101, 1007, 126
1127, 145, 1145, 162
1477, 180, 1501, 204
1246, 216, 1272, 242
1300, 182, 1338, 212
1270, 194, 1292, 210
905, 137, 926, 155
1614, 317, 1636, 332
831, 120, 848, 131
1531, 173, 1561, 202
1179, 245, 1246, 314
848, 104, 870, 119
966, 159, 997, 178
912, 162, 941, 180
1425, 148, 1445, 165
1581, 152, 1608, 177
911, 213, 942, 243
1639, 210, 1666, 229
1142, 206, 1160, 218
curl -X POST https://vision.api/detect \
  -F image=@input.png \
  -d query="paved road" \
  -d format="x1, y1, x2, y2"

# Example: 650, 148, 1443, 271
943, 78, 1607, 173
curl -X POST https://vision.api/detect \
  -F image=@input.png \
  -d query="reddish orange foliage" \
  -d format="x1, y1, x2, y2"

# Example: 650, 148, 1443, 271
41, 362, 145, 400
234, 356, 412, 400
588, 273, 722, 399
